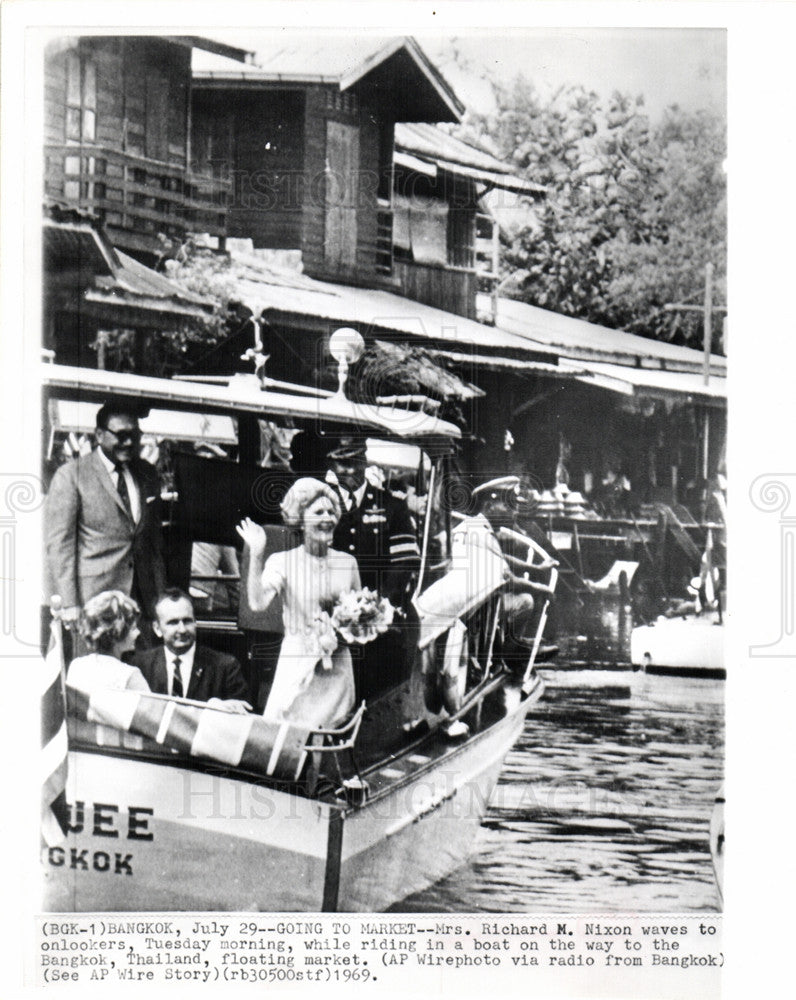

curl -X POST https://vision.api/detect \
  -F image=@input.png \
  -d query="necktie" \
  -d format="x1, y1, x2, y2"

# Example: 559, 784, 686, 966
172, 657, 184, 698
115, 463, 132, 515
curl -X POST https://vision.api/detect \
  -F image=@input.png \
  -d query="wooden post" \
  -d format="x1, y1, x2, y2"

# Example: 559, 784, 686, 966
703, 409, 710, 481
701, 264, 714, 483
491, 218, 499, 325
703, 262, 713, 386
96, 330, 108, 370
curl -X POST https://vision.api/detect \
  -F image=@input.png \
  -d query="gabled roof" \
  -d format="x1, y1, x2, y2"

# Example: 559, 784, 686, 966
395, 123, 545, 196
166, 36, 253, 63
193, 36, 463, 122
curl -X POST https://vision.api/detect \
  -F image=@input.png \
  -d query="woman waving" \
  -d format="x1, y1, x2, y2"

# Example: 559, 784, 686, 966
237, 479, 360, 729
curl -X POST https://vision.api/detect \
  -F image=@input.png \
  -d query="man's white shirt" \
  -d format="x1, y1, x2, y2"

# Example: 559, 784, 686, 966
164, 644, 196, 697
97, 447, 141, 523
325, 469, 367, 511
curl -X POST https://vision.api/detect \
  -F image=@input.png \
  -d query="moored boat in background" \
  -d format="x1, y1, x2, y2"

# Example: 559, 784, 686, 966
630, 611, 725, 679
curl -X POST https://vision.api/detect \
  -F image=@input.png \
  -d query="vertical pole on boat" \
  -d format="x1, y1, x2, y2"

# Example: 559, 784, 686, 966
523, 567, 558, 692
413, 462, 437, 604
321, 810, 344, 912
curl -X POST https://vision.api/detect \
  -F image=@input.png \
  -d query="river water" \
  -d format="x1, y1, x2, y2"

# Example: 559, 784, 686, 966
396, 594, 724, 914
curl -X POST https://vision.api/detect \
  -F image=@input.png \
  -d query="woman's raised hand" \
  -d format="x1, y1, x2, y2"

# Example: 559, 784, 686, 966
236, 517, 267, 557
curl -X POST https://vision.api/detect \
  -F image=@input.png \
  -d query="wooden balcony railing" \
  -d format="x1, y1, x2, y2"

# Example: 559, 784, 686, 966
393, 260, 477, 320
44, 143, 231, 253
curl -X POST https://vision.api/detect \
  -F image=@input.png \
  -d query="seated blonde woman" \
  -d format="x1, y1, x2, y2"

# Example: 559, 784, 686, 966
237, 478, 360, 729
67, 591, 151, 694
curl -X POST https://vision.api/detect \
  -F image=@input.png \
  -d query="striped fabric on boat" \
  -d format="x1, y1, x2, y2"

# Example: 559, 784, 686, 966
67, 687, 310, 782
41, 618, 69, 846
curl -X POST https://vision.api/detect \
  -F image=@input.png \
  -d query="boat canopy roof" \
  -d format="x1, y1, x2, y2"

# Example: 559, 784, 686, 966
41, 364, 461, 443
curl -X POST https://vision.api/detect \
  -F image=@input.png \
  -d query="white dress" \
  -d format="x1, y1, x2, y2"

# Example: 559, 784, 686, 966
67, 653, 150, 694
261, 545, 360, 728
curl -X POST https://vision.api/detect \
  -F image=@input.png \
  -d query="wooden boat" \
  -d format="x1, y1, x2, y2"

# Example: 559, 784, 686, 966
44, 672, 545, 912
41, 362, 556, 911
630, 611, 725, 679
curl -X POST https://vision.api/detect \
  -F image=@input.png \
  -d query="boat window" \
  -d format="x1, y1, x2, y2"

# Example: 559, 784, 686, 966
189, 540, 240, 618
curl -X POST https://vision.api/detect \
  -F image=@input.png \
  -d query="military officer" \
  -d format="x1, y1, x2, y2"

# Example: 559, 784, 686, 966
325, 438, 420, 608
325, 438, 421, 698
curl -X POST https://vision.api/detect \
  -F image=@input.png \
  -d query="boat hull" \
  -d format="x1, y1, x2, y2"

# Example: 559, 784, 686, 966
42, 753, 334, 912
336, 700, 527, 911
42, 686, 534, 912
630, 616, 725, 678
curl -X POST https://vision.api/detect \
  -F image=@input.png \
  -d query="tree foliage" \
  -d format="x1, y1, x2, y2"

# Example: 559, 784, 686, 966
464, 77, 726, 348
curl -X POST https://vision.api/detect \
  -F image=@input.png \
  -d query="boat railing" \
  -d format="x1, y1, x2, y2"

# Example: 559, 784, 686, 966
303, 701, 368, 800
494, 525, 559, 690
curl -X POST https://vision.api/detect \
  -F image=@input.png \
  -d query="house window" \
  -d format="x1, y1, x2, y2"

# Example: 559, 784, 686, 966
448, 207, 475, 269
66, 50, 96, 143
393, 192, 449, 266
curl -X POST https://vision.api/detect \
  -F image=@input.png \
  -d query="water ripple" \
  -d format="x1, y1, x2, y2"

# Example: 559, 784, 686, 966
396, 671, 724, 913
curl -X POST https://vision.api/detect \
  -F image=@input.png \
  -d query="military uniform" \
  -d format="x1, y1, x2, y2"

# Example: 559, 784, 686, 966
325, 435, 422, 698
331, 482, 420, 606
325, 475, 419, 699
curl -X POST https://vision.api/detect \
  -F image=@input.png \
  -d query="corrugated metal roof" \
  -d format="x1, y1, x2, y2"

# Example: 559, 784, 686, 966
427, 348, 578, 376
43, 219, 118, 276
394, 150, 438, 178
110, 251, 217, 309
483, 294, 727, 376
85, 250, 217, 323
194, 36, 394, 79
192, 36, 463, 119
395, 123, 545, 196
559, 358, 727, 403
83, 290, 216, 323
45, 213, 217, 324
223, 251, 556, 358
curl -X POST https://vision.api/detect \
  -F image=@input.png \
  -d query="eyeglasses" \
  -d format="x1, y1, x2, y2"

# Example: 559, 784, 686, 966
101, 427, 142, 443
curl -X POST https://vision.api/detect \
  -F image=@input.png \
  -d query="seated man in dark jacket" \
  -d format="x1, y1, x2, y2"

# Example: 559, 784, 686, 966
131, 588, 251, 713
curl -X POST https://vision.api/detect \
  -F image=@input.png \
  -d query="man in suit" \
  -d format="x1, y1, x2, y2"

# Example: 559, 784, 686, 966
326, 438, 421, 698
44, 400, 166, 630
133, 589, 251, 713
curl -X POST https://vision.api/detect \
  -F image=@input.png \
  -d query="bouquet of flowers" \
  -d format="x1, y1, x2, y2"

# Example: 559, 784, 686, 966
311, 589, 395, 669
331, 588, 396, 645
